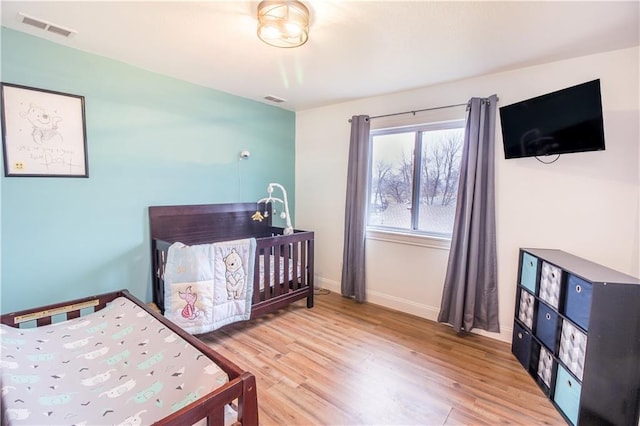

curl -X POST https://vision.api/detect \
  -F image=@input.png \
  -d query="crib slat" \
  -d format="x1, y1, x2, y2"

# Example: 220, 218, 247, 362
273, 243, 282, 297
301, 240, 308, 288
263, 248, 271, 301
282, 242, 290, 295
253, 253, 258, 303
292, 242, 300, 290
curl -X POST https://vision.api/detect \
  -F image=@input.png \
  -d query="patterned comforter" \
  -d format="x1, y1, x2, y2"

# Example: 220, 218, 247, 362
163, 238, 256, 335
0, 297, 229, 425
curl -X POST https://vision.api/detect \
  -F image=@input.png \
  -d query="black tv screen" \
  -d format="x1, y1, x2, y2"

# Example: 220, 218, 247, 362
499, 79, 605, 159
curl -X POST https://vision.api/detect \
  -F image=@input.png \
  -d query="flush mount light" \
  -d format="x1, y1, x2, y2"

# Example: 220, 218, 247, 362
257, 0, 309, 48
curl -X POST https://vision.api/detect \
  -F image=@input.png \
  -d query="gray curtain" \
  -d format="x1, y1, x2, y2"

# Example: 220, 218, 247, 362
341, 115, 371, 302
437, 95, 500, 333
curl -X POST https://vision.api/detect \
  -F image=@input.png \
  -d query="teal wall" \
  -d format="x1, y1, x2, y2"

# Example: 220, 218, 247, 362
0, 28, 296, 312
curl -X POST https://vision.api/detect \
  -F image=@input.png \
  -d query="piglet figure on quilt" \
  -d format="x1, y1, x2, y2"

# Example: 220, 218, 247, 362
179, 286, 200, 320
164, 238, 256, 334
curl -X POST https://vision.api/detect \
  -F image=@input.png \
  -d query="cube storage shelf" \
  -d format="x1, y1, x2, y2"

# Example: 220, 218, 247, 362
512, 248, 640, 426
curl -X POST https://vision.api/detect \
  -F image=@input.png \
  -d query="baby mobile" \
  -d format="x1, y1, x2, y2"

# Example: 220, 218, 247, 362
252, 183, 294, 235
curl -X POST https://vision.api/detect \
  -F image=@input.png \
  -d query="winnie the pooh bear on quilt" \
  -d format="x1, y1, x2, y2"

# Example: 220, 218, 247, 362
224, 248, 246, 300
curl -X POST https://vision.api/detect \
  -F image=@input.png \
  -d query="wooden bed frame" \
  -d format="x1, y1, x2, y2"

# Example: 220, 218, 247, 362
0, 289, 259, 426
149, 202, 314, 320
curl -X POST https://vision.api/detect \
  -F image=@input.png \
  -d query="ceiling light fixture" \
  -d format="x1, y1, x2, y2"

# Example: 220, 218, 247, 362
257, 0, 309, 48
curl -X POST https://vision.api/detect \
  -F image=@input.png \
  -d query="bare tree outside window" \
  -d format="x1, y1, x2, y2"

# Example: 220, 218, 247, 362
441, 134, 463, 206
418, 127, 463, 235
369, 132, 413, 229
368, 122, 464, 238
372, 160, 392, 211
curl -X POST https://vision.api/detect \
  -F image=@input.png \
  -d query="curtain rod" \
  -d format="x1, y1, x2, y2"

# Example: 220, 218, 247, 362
348, 101, 468, 123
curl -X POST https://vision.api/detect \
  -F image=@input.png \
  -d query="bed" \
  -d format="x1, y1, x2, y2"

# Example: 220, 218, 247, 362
0, 289, 258, 426
149, 202, 314, 329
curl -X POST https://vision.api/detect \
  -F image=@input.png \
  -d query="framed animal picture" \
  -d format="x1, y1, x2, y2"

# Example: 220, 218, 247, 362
1, 83, 88, 177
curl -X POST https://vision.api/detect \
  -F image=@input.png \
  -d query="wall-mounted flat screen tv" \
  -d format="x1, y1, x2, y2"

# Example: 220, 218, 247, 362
499, 79, 605, 159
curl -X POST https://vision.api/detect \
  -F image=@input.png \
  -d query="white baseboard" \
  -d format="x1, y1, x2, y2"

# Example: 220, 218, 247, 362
315, 276, 512, 343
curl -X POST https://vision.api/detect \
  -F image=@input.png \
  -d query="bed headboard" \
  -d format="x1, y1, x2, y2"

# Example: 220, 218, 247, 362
149, 202, 273, 245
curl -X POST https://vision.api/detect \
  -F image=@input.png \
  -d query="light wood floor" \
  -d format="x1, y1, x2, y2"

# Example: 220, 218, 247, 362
199, 291, 565, 426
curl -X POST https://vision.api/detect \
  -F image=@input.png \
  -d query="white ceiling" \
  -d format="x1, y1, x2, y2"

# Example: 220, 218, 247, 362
1, 1, 638, 112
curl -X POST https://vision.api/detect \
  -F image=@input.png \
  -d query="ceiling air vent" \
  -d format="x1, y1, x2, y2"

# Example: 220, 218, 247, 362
264, 95, 286, 104
21, 15, 47, 30
18, 12, 77, 38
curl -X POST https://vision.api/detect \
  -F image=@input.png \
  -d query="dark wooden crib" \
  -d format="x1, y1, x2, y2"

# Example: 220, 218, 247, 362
149, 202, 314, 320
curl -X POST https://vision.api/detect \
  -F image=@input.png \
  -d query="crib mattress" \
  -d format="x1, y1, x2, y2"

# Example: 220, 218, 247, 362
0, 297, 229, 425
258, 255, 301, 290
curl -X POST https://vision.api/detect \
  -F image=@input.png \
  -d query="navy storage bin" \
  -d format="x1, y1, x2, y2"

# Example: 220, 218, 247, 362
564, 274, 592, 331
535, 302, 560, 352
512, 322, 532, 369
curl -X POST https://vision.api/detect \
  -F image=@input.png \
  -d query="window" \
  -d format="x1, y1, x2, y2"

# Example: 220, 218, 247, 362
368, 120, 465, 239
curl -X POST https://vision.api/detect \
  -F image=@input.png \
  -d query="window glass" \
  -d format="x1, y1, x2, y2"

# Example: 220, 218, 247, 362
417, 128, 463, 237
368, 121, 464, 239
369, 132, 414, 230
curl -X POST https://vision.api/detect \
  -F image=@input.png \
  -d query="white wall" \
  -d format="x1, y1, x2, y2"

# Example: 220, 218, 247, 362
295, 46, 640, 342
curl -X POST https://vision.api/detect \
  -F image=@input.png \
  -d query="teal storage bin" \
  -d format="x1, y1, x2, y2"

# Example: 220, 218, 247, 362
554, 365, 582, 425
520, 252, 539, 293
